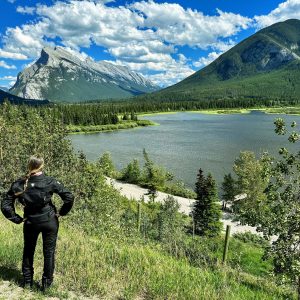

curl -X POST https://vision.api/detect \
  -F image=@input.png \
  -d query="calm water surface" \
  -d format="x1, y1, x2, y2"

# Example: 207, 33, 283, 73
69, 111, 300, 188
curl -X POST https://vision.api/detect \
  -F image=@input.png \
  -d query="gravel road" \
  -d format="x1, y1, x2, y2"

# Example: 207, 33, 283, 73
106, 177, 263, 236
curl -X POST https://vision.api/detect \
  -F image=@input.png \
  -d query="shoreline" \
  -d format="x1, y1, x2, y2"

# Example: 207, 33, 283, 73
138, 107, 300, 116
67, 120, 158, 134
106, 177, 265, 236
67, 106, 300, 135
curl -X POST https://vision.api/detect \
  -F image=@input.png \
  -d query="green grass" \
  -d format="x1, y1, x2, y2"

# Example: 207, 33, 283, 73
190, 107, 300, 116
0, 217, 296, 299
66, 120, 158, 134
139, 107, 300, 117
138, 111, 179, 117
264, 106, 300, 115
138, 109, 252, 116
187, 109, 253, 115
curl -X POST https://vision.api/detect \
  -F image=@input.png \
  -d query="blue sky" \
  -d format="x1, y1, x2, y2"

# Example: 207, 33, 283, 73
0, 0, 300, 88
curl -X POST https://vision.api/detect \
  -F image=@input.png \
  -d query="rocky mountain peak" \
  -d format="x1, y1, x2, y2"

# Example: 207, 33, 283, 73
10, 46, 159, 102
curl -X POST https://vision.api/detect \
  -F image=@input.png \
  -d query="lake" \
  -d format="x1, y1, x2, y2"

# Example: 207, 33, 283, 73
68, 111, 300, 189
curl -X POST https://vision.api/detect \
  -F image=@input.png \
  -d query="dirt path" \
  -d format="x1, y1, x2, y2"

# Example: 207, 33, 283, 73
0, 280, 33, 300
107, 177, 263, 236
0, 280, 101, 300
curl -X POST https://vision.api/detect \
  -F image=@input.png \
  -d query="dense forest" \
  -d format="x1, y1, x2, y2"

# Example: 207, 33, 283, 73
28, 97, 300, 127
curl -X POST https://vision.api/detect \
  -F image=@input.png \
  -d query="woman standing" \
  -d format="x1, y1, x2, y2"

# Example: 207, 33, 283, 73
1, 156, 74, 290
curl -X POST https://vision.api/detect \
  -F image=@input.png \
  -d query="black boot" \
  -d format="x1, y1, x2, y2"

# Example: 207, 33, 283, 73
41, 276, 52, 292
22, 276, 33, 289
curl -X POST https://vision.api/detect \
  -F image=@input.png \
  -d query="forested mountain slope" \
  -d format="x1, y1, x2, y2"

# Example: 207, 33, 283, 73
147, 19, 300, 102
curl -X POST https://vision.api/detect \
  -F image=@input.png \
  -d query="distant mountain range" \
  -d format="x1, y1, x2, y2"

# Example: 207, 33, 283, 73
7, 19, 300, 104
149, 19, 300, 102
10, 46, 159, 102
0, 87, 9, 92
0, 89, 49, 106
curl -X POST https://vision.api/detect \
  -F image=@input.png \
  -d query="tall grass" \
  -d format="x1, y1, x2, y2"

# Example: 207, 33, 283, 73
0, 217, 296, 299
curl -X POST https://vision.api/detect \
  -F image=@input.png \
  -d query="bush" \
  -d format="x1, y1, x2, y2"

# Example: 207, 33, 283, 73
164, 181, 196, 199
97, 152, 117, 177
233, 231, 269, 247
121, 159, 141, 183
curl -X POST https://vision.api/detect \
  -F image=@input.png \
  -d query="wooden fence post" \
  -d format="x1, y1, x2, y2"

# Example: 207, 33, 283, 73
137, 202, 141, 232
192, 213, 195, 239
222, 225, 231, 264
298, 276, 300, 300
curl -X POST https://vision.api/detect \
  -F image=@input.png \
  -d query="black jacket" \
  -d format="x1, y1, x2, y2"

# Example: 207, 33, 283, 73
1, 174, 74, 224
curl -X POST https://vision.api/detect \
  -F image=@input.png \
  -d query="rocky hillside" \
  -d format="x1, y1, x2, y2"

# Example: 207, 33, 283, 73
10, 46, 159, 102
149, 19, 300, 102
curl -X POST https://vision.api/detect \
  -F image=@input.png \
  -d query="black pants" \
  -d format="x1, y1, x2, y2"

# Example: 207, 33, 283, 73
22, 216, 59, 283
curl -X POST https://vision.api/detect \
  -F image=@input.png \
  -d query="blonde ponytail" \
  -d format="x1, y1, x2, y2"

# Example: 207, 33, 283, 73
14, 156, 44, 196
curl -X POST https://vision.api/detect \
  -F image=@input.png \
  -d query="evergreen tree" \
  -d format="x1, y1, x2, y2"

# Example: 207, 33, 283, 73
97, 152, 116, 177
121, 159, 141, 183
221, 173, 236, 210
130, 112, 138, 121
192, 169, 222, 236
111, 114, 119, 124
122, 113, 129, 120
142, 148, 171, 190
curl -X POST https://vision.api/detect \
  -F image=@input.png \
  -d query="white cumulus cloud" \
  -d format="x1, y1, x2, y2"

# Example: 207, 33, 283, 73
115, 52, 195, 87
254, 0, 300, 28
3, 23, 51, 58
16, 6, 36, 15
0, 76, 17, 80
130, 2, 251, 49
145, 67, 194, 87
0, 49, 28, 60
193, 52, 221, 68
1, 0, 253, 86
94, 0, 116, 3
0, 61, 16, 69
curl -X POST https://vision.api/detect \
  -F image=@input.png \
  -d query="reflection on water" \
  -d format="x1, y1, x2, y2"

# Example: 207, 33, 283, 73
69, 111, 300, 188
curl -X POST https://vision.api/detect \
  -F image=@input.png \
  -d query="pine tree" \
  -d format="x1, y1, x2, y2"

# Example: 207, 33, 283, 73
111, 114, 119, 124
97, 152, 115, 177
130, 112, 137, 121
121, 159, 141, 183
193, 169, 222, 236
221, 173, 236, 210
122, 113, 129, 120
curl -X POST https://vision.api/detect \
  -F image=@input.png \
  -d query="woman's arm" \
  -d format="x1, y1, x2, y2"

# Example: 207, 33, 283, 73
51, 179, 74, 216
1, 184, 23, 224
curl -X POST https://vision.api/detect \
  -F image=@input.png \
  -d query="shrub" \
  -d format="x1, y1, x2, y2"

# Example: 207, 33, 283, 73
233, 231, 268, 247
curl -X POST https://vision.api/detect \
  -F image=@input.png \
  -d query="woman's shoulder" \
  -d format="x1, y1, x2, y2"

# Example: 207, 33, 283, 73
36, 174, 54, 183
10, 177, 25, 193
12, 177, 25, 185
42, 174, 60, 185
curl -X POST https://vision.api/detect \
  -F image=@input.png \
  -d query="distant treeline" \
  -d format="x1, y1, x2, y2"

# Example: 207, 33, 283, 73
36, 105, 138, 126
44, 97, 300, 126
4, 95, 300, 127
